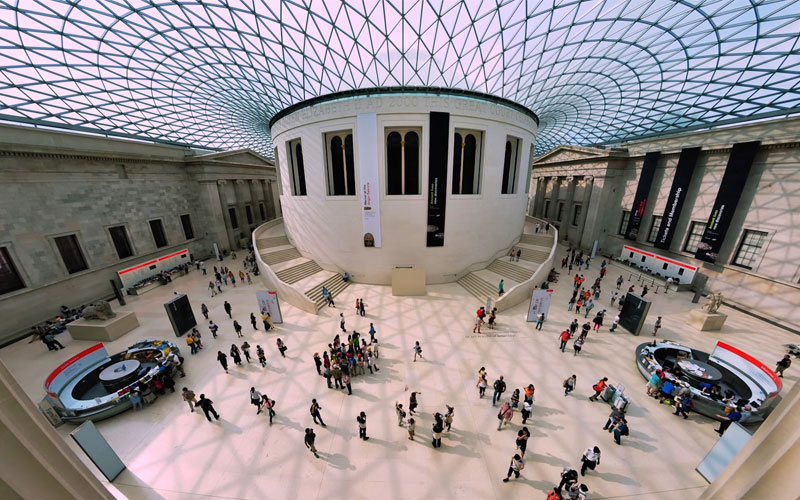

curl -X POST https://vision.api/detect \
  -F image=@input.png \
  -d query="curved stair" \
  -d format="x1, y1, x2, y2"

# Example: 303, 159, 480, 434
275, 260, 323, 284
306, 274, 350, 308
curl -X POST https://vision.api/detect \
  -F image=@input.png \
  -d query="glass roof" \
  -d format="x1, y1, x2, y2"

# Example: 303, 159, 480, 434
1, 0, 799, 156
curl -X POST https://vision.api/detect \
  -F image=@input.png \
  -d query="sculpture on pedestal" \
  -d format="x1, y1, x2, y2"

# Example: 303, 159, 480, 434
82, 300, 116, 320
704, 293, 723, 314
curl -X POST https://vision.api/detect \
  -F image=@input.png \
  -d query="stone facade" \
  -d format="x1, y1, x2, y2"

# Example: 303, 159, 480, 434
0, 124, 277, 344
530, 117, 800, 331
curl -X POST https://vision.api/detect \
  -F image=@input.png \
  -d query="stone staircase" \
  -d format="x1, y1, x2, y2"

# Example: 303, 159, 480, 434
518, 247, 551, 263
520, 233, 554, 246
457, 272, 498, 301
305, 274, 350, 309
256, 235, 290, 248
260, 247, 301, 265
487, 259, 534, 282
275, 260, 324, 284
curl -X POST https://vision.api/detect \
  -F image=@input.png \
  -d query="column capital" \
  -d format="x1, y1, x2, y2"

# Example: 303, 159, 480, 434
234, 179, 246, 185
538, 176, 545, 181
250, 179, 261, 185
216, 179, 227, 185
584, 175, 594, 182
566, 176, 575, 182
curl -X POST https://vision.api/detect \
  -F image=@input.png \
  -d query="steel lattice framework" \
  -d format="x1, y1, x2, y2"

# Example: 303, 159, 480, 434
1, 0, 799, 156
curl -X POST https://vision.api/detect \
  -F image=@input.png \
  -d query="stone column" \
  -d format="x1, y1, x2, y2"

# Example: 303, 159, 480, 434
549, 177, 562, 220
262, 180, 275, 219
216, 180, 237, 250
561, 176, 576, 241
533, 176, 547, 217
577, 176, 594, 243
249, 180, 264, 222
234, 179, 250, 230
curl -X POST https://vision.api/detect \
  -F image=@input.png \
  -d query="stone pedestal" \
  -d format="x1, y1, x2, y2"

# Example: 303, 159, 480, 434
67, 312, 139, 341
688, 309, 727, 331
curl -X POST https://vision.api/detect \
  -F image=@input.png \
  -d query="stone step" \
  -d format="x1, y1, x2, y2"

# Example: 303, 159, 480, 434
487, 259, 534, 282
260, 247, 302, 265
518, 248, 550, 263
457, 272, 497, 302
256, 235, 290, 248
275, 260, 323, 284
306, 274, 351, 309
520, 233, 554, 246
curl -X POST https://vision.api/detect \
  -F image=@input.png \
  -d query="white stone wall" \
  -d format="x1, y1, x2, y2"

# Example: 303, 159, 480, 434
271, 94, 537, 284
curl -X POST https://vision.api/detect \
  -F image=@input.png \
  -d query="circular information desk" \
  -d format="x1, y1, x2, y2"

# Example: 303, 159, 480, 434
99, 360, 141, 390
678, 359, 722, 383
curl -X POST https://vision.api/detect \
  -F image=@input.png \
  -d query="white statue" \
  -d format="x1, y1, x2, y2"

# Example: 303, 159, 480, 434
704, 292, 723, 314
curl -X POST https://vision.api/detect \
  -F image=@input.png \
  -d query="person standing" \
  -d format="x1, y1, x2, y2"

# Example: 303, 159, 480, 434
444, 405, 454, 432
181, 387, 197, 412
357, 411, 369, 440
616, 275, 624, 290
369, 323, 376, 341
432, 413, 444, 448
413, 341, 423, 362
265, 312, 275, 331
250, 387, 263, 414
642, 285, 648, 297
653, 316, 662, 337
493, 376, 506, 406
502, 454, 525, 482
304, 428, 320, 458
256, 345, 266, 367
409, 391, 420, 415
130, 388, 143, 411
201, 262, 206, 275
250, 312, 257, 330
516, 249, 521, 262
580, 446, 601, 476
589, 377, 608, 401
339, 313, 346, 332
564, 374, 577, 396
216, 351, 229, 373
516, 427, 530, 457
195, 394, 220, 421
359, 298, 366, 317
395, 402, 406, 426
224, 301, 232, 319
310, 399, 326, 426
775, 354, 792, 377
342, 373, 352, 395
674, 393, 693, 419
407, 417, 416, 440
201, 303, 209, 319
536, 313, 545, 330
233, 320, 243, 338
332, 363, 343, 389
610, 291, 618, 306
560, 329, 570, 352
230, 344, 242, 366
313, 352, 322, 375
714, 407, 742, 435
498, 280, 505, 296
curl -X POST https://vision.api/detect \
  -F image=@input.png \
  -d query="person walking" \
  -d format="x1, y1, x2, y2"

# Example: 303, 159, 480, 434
502, 454, 525, 482
323, 286, 335, 307
395, 402, 406, 426
584, 299, 594, 318
260, 394, 276, 423
564, 374, 577, 396
195, 394, 220, 421
492, 376, 506, 406
201, 303, 209, 319
256, 345, 266, 367
241, 341, 252, 363
444, 405, 454, 432
612, 418, 629, 445
413, 341, 423, 362
407, 417, 416, 440
560, 329, 570, 352
653, 316, 662, 336
310, 399, 326, 426
589, 377, 608, 401
775, 354, 792, 377
516, 427, 530, 457
592, 311, 605, 331
497, 401, 513, 430
573, 336, 584, 356
276, 338, 287, 358
521, 399, 532, 424
224, 301, 232, 319
536, 313, 545, 330
609, 313, 620, 332
714, 407, 742, 436
304, 428, 320, 458
575, 297, 583, 315
580, 446, 601, 476
339, 313, 346, 332
250, 312, 257, 330
201, 262, 206, 275
674, 393, 693, 419
233, 320, 243, 338
209, 321, 219, 338
616, 275, 624, 290
510, 389, 520, 408
516, 249, 521, 262
181, 387, 197, 412
359, 298, 366, 317
208, 281, 217, 297
313, 352, 322, 375
249, 387, 263, 414
230, 344, 242, 366
216, 351, 229, 373
409, 391, 420, 415
44, 333, 64, 350
498, 280, 505, 296
432, 413, 444, 448
477, 372, 488, 398
357, 411, 369, 440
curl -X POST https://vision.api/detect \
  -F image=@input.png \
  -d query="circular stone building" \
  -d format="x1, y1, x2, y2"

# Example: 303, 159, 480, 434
269, 89, 539, 284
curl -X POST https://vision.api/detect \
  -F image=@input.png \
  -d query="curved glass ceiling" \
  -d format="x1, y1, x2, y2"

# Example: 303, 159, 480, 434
1, 1, 799, 156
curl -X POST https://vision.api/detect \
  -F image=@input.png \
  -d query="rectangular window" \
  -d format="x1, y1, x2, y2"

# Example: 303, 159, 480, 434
108, 225, 134, 259
732, 230, 768, 269
149, 219, 168, 248
572, 204, 582, 226
386, 128, 421, 195
618, 211, 631, 235
452, 129, 483, 194
245, 205, 253, 225
287, 138, 307, 196
557, 202, 564, 221
0, 247, 25, 295
54, 234, 88, 274
544, 200, 551, 218
683, 221, 705, 253
259, 202, 266, 220
228, 207, 239, 229
180, 214, 194, 240
647, 216, 662, 243
325, 130, 356, 196
501, 136, 521, 194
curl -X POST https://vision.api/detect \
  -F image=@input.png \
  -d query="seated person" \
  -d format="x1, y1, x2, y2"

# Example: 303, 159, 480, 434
342, 272, 350, 282
723, 390, 736, 403
709, 385, 723, 401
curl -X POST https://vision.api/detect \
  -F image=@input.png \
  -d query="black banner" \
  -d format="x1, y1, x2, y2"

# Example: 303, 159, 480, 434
426, 112, 449, 246
654, 147, 700, 250
695, 141, 760, 263
624, 151, 660, 240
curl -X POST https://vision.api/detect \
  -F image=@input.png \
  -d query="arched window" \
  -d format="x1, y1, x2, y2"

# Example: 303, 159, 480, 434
386, 128, 421, 195
502, 136, 520, 194
325, 131, 356, 196
287, 138, 307, 196
452, 129, 482, 194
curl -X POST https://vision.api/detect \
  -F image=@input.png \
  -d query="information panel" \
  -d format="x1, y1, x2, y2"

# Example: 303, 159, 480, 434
526, 288, 554, 322
426, 111, 450, 246
624, 151, 660, 240
357, 113, 382, 247
256, 290, 283, 324
695, 141, 760, 263
655, 147, 700, 250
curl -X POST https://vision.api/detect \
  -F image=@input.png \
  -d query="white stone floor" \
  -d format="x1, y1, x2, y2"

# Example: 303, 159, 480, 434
2, 248, 798, 500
